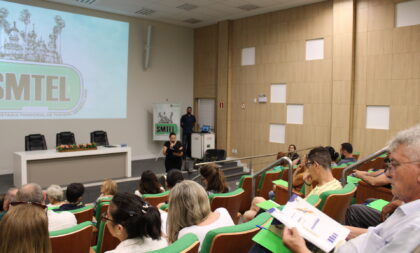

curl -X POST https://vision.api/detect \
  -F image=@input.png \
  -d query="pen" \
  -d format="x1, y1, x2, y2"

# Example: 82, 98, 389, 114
256, 225, 268, 230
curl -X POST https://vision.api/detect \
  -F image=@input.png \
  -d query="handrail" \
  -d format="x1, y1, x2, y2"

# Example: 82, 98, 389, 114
195, 146, 314, 167
252, 156, 294, 200
195, 153, 277, 166
341, 146, 388, 184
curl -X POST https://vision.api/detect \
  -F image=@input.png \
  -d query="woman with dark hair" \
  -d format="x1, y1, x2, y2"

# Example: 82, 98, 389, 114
135, 170, 164, 197
199, 163, 229, 194
103, 192, 167, 253
166, 169, 185, 189
326, 146, 339, 166
162, 132, 183, 172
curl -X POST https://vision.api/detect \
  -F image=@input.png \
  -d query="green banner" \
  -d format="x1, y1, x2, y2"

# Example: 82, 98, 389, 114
0, 61, 82, 111
154, 123, 178, 135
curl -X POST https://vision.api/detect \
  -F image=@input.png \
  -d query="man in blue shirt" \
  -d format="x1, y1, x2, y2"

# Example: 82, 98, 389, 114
337, 142, 357, 165
180, 106, 196, 158
54, 183, 85, 211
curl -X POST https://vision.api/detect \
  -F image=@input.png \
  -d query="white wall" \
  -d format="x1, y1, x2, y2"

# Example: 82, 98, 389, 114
0, 0, 194, 174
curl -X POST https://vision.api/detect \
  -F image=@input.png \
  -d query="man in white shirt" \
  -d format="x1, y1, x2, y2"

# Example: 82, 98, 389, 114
14, 183, 77, 231
282, 125, 420, 253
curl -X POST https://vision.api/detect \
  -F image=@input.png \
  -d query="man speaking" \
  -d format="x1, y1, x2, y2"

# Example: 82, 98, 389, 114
180, 106, 196, 158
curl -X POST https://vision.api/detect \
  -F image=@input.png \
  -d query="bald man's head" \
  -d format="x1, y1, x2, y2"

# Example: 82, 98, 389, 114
16, 183, 45, 204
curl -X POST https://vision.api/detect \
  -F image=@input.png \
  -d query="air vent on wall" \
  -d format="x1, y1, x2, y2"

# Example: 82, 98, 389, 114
237, 4, 260, 11
75, 0, 97, 4
135, 8, 156, 16
184, 18, 202, 24
177, 3, 198, 11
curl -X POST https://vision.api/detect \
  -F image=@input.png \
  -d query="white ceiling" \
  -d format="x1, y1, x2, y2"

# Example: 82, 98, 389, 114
46, 0, 325, 28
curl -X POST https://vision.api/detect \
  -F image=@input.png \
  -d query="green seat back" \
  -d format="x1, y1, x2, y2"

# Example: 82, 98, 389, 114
148, 233, 199, 253
318, 183, 356, 210
49, 221, 93, 237
142, 190, 170, 198
94, 219, 119, 253
95, 201, 111, 228
237, 175, 252, 188
208, 188, 244, 201
200, 212, 272, 253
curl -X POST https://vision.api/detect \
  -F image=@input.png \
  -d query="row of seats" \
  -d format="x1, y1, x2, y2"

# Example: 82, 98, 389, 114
25, 130, 109, 151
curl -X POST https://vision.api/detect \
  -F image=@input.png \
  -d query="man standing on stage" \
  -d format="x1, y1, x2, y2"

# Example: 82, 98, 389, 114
180, 106, 196, 158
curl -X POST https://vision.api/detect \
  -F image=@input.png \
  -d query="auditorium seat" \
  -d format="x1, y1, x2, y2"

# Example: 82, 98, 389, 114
50, 221, 94, 253
143, 190, 170, 207
90, 130, 109, 146
331, 164, 348, 180
318, 183, 357, 223
93, 218, 120, 253
355, 181, 393, 204
257, 170, 282, 199
200, 212, 272, 253
94, 198, 112, 228
148, 233, 200, 253
56, 131, 76, 146
274, 182, 305, 205
209, 188, 244, 224
237, 175, 252, 213
25, 134, 47, 151
62, 206, 94, 224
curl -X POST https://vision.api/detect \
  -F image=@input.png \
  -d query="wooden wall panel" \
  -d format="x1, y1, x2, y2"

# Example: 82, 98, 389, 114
193, 0, 420, 163
353, 0, 420, 157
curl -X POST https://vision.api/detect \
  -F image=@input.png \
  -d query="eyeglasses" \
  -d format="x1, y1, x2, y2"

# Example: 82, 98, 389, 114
10, 201, 47, 209
385, 158, 420, 172
101, 212, 116, 223
305, 160, 315, 167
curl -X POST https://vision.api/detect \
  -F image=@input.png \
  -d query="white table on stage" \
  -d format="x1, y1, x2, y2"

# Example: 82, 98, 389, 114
14, 146, 131, 187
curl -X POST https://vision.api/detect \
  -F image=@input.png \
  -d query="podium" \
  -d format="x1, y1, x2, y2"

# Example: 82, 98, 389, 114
191, 133, 215, 159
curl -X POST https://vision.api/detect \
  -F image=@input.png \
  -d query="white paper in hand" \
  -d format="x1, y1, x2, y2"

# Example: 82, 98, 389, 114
267, 195, 349, 252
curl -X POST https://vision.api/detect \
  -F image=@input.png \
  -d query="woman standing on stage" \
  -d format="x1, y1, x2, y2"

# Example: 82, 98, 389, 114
162, 132, 183, 172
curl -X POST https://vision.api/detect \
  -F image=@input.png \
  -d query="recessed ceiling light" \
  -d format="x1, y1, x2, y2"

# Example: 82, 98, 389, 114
184, 18, 202, 24
135, 8, 156, 16
177, 3, 198, 11
237, 4, 260, 11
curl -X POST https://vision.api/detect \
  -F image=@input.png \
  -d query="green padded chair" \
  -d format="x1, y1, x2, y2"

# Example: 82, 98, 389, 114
148, 233, 200, 253
50, 221, 95, 253
257, 170, 282, 199
94, 199, 112, 228
92, 218, 120, 253
237, 175, 252, 213
317, 183, 357, 223
143, 190, 170, 207
200, 212, 273, 253
209, 188, 244, 224
65, 205, 94, 224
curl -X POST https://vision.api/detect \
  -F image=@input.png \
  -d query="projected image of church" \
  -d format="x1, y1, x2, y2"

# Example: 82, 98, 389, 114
0, 8, 65, 64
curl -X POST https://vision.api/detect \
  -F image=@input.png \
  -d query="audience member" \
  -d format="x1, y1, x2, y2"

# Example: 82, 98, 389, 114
103, 192, 167, 253
166, 169, 184, 189
135, 170, 164, 197
167, 180, 234, 248
163, 132, 184, 172
337, 142, 356, 165
326, 146, 339, 166
46, 184, 66, 207
1, 187, 17, 212
97, 179, 118, 202
282, 125, 420, 252
16, 183, 77, 231
0, 203, 51, 253
199, 163, 229, 194
287, 144, 300, 165
243, 147, 342, 222
55, 183, 85, 211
